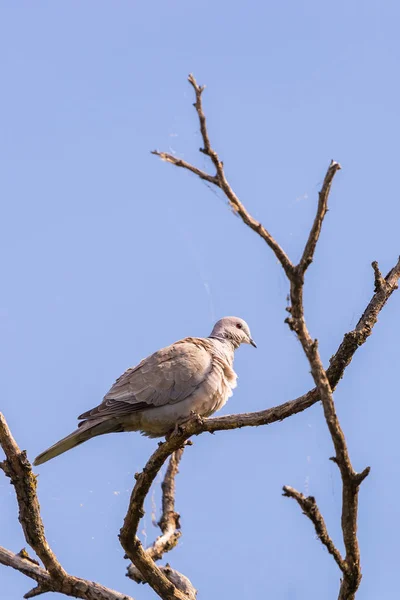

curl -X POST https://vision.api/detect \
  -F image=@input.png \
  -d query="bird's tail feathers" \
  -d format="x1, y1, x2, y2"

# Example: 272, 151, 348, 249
33, 419, 118, 466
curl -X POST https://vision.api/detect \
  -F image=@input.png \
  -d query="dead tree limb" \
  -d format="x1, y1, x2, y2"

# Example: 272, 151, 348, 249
0, 415, 136, 600
126, 448, 196, 600
282, 486, 346, 572
151, 74, 400, 600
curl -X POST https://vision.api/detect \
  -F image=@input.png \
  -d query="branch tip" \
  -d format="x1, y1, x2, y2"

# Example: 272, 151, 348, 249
372, 260, 386, 293
354, 466, 371, 486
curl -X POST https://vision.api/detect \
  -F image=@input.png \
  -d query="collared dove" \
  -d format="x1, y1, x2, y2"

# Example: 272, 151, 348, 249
34, 316, 256, 466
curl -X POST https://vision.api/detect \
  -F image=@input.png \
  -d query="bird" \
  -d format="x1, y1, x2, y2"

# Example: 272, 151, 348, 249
33, 316, 256, 466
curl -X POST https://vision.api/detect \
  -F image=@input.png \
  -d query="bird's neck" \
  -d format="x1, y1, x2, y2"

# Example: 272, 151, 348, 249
209, 336, 236, 362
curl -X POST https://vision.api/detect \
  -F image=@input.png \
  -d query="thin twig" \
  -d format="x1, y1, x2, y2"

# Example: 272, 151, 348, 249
151, 151, 218, 185
299, 160, 341, 272
154, 74, 294, 279
283, 486, 346, 572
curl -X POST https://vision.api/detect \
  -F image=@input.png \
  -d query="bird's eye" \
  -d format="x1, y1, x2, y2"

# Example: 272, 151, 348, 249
236, 323, 242, 329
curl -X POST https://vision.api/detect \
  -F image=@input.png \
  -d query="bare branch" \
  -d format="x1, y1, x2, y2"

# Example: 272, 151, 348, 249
283, 486, 346, 572
0, 546, 135, 600
152, 75, 400, 600
0, 414, 139, 600
151, 151, 218, 185
299, 160, 342, 273
154, 74, 294, 279
153, 448, 183, 561
280, 162, 373, 598
0, 413, 66, 581
286, 263, 368, 599
121, 439, 195, 600
127, 449, 185, 584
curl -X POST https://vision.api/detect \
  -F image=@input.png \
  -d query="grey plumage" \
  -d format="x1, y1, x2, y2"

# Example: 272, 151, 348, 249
33, 317, 255, 466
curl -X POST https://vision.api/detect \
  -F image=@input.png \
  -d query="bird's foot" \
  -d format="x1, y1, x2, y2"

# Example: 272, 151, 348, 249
166, 412, 204, 440
189, 411, 205, 427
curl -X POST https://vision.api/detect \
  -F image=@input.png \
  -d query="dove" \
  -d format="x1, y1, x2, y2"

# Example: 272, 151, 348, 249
34, 317, 256, 465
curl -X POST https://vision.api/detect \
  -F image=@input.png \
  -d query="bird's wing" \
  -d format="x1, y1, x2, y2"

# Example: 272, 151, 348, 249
78, 338, 213, 422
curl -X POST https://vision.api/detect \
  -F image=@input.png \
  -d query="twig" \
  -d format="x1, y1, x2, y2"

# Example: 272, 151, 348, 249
282, 486, 346, 572
151, 152, 218, 185
154, 74, 294, 279
299, 161, 341, 272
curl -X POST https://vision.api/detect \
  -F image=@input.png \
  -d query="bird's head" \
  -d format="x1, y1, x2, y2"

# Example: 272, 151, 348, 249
209, 316, 256, 349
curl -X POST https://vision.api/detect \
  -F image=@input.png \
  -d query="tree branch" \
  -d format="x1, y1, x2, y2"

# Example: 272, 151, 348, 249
150, 152, 218, 185
0, 414, 136, 600
120, 439, 196, 600
282, 486, 346, 572
0, 413, 66, 581
299, 160, 341, 272
283, 167, 368, 599
151, 75, 400, 600
153, 74, 295, 279
0, 546, 135, 600
127, 449, 190, 595
152, 448, 183, 561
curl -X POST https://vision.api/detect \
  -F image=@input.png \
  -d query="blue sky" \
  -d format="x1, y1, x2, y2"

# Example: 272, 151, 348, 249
1, 2, 400, 599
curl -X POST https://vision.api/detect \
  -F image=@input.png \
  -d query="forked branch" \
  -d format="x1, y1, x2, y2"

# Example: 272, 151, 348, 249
151, 74, 400, 600
282, 486, 346, 572
0, 415, 135, 600
126, 448, 196, 600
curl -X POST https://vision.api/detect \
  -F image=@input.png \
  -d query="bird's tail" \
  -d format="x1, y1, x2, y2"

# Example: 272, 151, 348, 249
33, 419, 118, 466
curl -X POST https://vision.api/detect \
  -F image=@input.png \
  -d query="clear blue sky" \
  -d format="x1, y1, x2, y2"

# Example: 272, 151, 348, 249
1, 2, 400, 599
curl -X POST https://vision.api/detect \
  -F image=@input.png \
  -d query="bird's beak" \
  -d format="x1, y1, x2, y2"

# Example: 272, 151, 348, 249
249, 338, 257, 348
